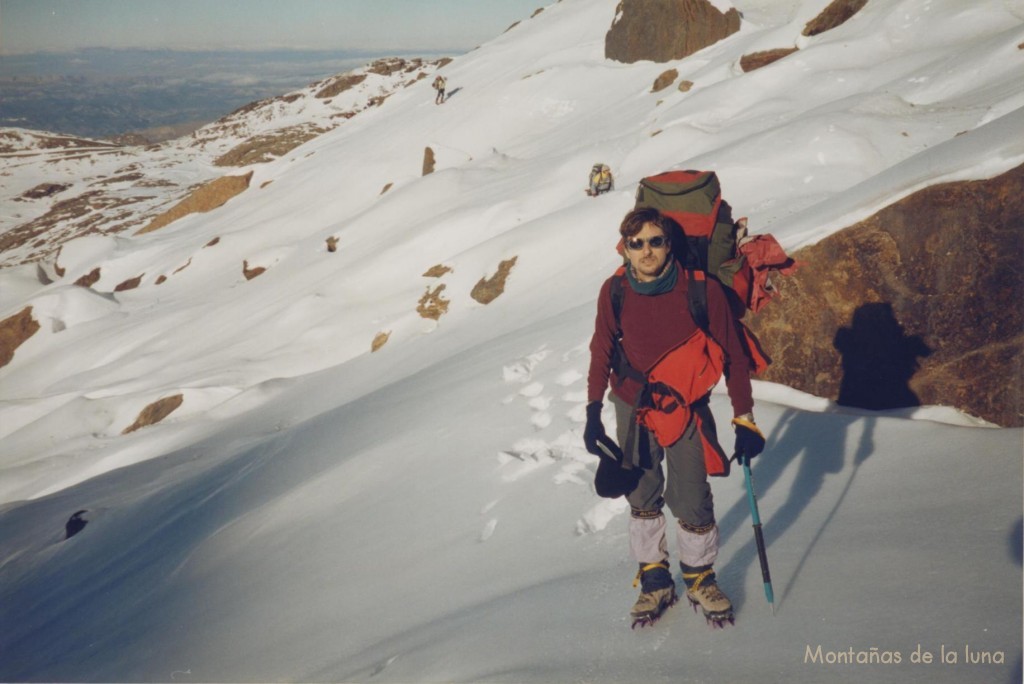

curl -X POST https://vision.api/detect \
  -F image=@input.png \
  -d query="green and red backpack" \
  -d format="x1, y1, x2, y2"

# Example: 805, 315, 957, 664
611, 169, 794, 374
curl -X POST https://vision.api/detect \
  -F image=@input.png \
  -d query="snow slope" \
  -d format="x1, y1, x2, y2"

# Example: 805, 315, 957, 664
1, 0, 1022, 682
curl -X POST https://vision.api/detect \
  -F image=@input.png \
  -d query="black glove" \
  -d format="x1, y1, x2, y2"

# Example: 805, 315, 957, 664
732, 415, 765, 462
584, 401, 623, 461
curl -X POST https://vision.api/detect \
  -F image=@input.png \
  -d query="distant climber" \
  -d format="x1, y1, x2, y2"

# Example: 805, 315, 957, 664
433, 75, 447, 104
587, 164, 614, 196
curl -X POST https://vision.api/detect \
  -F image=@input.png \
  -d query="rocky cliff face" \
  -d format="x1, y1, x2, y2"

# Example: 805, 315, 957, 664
605, 0, 741, 64
747, 164, 1024, 426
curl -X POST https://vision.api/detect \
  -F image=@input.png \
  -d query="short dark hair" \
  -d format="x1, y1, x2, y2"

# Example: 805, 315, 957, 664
619, 207, 675, 240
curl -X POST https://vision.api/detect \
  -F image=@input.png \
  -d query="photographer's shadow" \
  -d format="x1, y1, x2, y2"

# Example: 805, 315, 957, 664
718, 302, 931, 613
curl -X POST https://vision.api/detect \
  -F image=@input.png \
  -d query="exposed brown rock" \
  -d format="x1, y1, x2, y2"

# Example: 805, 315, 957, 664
21, 183, 71, 200
423, 146, 436, 176
53, 247, 66, 277
122, 394, 184, 434
606, 0, 741, 64
367, 57, 423, 76
417, 284, 450, 320
1, 191, 147, 258
136, 172, 253, 235
214, 126, 327, 167
243, 260, 266, 281
372, 331, 391, 352
652, 69, 679, 93
746, 164, 1024, 426
803, 0, 869, 36
0, 307, 40, 369
315, 73, 368, 99
75, 267, 101, 288
471, 257, 518, 305
740, 47, 799, 72
90, 172, 145, 187
423, 264, 452, 278
114, 274, 144, 292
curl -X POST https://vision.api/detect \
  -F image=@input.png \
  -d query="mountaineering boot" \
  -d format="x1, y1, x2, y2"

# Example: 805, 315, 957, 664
630, 562, 677, 628
681, 563, 734, 627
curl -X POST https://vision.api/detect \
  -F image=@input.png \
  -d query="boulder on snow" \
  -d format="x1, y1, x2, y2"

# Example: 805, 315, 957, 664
471, 257, 518, 305
74, 267, 101, 288
136, 172, 253, 235
122, 394, 184, 434
0, 306, 40, 369
372, 331, 391, 352
242, 260, 267, 281
605, 0, 741, 64
740, 47, 799, 72
651, 69, 679, 92
114, 274, 144, 292
422, 264, 452, 278
803, 0, 869, 37
745, 164, 1024, 426
417, 284, 450, 320
423, 147, 436, 176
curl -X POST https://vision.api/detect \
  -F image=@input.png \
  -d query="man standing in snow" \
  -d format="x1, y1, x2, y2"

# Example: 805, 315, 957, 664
584, 207, 765, 627
432, 74, 447, 104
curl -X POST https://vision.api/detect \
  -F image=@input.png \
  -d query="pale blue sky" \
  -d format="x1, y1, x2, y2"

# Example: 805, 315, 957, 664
0, 0, 548, 55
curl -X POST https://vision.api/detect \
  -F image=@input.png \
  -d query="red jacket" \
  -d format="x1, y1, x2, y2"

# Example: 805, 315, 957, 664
587, 265, 754, 418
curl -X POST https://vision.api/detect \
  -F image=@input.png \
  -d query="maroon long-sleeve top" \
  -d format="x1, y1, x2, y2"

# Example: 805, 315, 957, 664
587, 266, 754, 418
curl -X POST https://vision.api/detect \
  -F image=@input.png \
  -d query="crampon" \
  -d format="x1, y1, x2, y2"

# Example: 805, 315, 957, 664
686, 594, 735, 628
630, 593, 677, 629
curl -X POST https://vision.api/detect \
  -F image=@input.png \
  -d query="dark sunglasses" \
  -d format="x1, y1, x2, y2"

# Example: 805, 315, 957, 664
625, 235, 669, 251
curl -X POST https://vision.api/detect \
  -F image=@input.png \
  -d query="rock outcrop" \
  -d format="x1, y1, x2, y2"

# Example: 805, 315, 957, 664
803, 0, 869, 36
746, 164, 1024, 426
0, 306, 40, 369
605, 0, 741, 64
136, 172, 253, 235
740, 47, 799, 72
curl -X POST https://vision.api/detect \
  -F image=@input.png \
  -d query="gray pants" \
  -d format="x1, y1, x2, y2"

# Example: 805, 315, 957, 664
611, 393, 719, 568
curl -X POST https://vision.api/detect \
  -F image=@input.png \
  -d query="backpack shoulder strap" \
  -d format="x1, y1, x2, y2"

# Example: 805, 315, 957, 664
608, 270, 647, 385
687, 269, 710, 333
610, 268, 626, 330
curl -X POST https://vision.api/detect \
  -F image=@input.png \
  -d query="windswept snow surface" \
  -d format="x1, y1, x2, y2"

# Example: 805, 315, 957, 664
1, 0, 1022, 682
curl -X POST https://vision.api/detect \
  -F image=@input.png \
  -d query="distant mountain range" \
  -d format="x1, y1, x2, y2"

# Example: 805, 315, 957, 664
0, 48, 445, 141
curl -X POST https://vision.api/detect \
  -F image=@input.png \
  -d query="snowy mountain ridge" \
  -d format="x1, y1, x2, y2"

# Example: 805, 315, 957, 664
0, 0, 1021, 682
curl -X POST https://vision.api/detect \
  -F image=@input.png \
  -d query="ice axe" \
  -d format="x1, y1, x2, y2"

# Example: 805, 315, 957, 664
739, 452, 775, 614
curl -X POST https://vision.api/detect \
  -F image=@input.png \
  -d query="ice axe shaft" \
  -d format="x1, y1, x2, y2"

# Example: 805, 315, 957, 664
740, 453, 775, 613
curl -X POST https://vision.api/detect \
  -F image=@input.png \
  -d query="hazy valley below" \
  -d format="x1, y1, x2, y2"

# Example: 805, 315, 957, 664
0, 47, 446, 141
